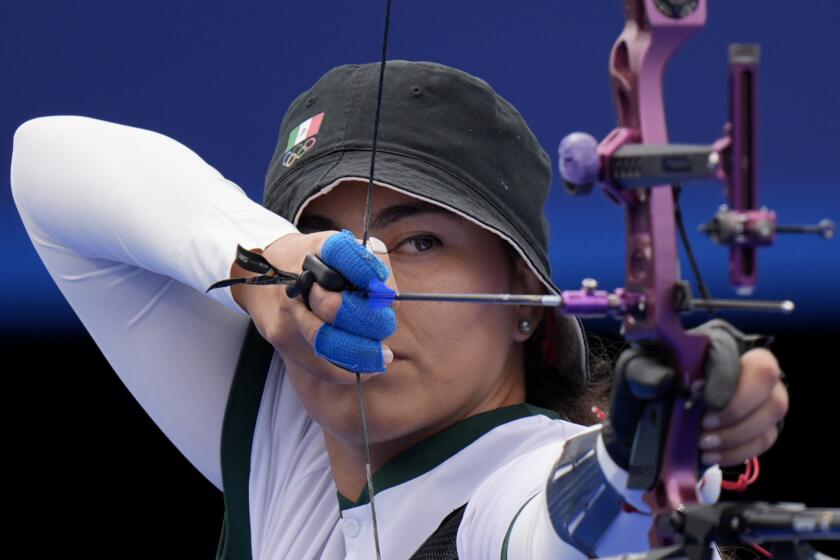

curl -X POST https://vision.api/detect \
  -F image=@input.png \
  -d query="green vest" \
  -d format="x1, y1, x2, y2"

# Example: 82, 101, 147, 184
216, 321, 272, 560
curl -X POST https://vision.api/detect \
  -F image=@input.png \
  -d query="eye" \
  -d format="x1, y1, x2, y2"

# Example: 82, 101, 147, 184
395, 234, 441, 254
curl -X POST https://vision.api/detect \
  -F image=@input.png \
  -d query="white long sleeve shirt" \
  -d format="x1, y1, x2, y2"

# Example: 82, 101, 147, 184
11, 115, 720, 559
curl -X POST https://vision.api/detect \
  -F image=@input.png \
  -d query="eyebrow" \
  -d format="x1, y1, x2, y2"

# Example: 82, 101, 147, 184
371, 202, 452, 229
298, 201, 454, 233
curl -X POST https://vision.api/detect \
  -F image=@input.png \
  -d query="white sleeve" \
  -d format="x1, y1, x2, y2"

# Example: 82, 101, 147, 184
459, 425, 723, 558
457, 437, 588, 559
10, 115, 298, 490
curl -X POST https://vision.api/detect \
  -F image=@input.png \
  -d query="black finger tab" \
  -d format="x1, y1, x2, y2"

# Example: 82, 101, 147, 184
286, 254, 350, 310
302, 254, 349, 292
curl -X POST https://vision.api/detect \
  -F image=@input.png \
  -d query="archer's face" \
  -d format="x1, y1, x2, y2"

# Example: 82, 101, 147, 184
286, 180, 540, 456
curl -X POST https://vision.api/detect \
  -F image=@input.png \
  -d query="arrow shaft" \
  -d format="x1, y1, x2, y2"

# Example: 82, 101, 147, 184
392, 292, 563, 306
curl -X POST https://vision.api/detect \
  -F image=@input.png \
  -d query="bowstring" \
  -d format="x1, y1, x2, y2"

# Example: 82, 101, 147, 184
357, 0, 393, 558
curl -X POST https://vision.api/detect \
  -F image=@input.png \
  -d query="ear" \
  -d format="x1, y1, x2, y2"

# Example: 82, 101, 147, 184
511, 256, 545, 342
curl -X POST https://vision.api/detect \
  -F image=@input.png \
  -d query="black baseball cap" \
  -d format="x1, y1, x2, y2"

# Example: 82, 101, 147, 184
263, 60, 589, 384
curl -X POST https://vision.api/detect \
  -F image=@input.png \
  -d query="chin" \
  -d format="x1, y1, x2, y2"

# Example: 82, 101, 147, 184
312, 356, 458, 447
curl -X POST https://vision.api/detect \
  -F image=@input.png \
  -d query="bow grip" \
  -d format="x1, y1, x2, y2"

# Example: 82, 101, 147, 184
285, 254, 350, 309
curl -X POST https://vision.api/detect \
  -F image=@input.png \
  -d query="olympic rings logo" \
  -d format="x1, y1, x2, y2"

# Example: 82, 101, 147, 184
282, 137, 317, 168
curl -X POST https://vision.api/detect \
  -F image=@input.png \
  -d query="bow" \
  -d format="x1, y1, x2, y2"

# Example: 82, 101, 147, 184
557, 0, 835, 553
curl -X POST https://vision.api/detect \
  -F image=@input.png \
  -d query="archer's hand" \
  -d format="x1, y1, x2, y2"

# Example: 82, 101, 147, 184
231, 230, 398, 382
602, 319, 788, 474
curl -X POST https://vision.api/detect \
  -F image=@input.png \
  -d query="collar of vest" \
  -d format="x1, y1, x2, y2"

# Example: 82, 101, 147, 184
336, 402, 559, 511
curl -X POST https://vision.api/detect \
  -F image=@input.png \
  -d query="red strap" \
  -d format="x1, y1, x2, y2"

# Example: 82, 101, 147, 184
721, 457, 761, 492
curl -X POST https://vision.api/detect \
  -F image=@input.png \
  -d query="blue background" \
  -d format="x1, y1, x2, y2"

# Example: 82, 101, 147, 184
2, 0, 838, 333
2, 2, 839, 557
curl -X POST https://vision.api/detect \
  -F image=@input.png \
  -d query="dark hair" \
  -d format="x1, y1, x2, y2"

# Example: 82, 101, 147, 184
523, 315, 617, 426
497, 242, 615, 425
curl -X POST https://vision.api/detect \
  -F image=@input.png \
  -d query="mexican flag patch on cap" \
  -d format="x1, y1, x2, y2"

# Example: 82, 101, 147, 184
287, 113, 324, 149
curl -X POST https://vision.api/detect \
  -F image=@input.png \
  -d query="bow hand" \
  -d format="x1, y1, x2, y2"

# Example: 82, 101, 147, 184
601, 319, 784, 488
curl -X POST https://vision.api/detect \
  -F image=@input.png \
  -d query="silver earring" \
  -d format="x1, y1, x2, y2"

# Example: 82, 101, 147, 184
518, 320, 532, 334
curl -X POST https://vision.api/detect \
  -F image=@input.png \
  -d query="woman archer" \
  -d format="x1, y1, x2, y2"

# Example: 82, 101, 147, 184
10, 60, 788, 558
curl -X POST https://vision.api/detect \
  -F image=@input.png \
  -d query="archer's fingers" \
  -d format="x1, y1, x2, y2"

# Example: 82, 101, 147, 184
314, 325, 392, 374
307, 235, 396, 323
700, 380, 788, 455
704, 348, 782, 430
285, 300, 358, 384
307, 273, 397, 341
308, 283, 342, 324
289, 294, 393, 374
700, 424, 780, 468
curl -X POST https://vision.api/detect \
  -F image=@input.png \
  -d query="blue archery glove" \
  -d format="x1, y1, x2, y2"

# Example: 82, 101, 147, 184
310, 230, 397, 374
601, 319, 766, 488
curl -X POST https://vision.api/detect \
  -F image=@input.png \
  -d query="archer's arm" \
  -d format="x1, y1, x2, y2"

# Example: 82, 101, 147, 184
10, 115, 297, 488
459, 321, 786, 558
457, 425, 722, 559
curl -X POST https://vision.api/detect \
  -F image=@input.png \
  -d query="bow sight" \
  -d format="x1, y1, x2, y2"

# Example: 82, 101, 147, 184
559, 45, 834, 299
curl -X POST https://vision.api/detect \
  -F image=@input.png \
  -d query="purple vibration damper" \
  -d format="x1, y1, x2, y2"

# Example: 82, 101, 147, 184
558, 132, 600, 188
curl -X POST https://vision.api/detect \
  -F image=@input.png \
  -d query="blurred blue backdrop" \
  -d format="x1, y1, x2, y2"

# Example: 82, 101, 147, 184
2, 0, 838, 333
